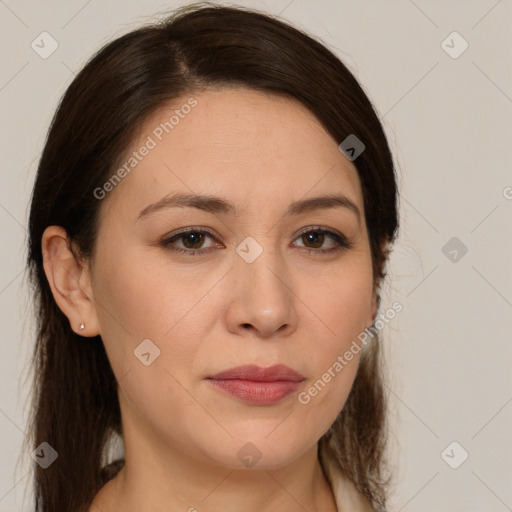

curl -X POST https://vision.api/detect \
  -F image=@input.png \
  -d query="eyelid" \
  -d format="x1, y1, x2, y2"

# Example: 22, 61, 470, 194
295, 225, 345, 240
168, 226, 219, 239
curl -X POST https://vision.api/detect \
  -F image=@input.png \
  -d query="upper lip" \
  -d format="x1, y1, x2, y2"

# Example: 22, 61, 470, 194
208, 364, 305, 382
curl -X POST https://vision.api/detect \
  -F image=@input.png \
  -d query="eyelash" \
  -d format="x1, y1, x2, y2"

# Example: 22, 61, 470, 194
159, 226, 353, 257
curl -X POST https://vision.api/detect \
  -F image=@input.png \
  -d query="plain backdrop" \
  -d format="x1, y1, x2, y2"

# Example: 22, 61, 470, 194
1, 1, 511, 510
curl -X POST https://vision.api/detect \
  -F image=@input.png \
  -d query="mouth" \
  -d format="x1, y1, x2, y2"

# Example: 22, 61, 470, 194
206, 364, 305, 406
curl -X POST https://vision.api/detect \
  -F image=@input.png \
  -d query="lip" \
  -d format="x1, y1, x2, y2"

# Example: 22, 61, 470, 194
207, 364, 305, 405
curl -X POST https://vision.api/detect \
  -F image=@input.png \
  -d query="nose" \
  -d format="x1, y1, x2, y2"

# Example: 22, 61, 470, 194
224, 243, 299, 340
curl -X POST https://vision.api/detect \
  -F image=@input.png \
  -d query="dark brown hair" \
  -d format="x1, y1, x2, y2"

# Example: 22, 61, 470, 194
26, 3, 398, 511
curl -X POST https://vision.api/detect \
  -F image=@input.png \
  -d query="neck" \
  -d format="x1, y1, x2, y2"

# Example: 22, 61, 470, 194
93, 435, 337, 512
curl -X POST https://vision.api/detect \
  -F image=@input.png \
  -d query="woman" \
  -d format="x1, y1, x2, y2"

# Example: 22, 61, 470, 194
26, 3, 399, 511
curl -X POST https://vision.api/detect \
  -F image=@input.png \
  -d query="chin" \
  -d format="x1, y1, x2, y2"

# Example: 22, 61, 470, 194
199, 433, 313, 471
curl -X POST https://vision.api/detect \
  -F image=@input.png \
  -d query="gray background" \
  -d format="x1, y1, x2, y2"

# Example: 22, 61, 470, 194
1, 1, 511, 510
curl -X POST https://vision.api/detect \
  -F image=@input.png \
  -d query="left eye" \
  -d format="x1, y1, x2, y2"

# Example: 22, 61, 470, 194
293, 228, 351, 252
160, 227, 352, 256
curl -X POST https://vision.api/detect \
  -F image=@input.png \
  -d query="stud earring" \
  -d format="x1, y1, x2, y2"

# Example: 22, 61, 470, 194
79, 322, 85, 331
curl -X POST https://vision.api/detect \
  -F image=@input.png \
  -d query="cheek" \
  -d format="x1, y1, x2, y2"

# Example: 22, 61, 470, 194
294, 258, 372, 416
91, 252, 205, 431
94, 247, 207, 337
91, 248, 222, 384
306, 256, 374, 344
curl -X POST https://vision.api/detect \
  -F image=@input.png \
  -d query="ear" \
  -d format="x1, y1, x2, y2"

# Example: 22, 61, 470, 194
41, 225, 100, 337
367, 290, 380, 329
366, 239, 390, 328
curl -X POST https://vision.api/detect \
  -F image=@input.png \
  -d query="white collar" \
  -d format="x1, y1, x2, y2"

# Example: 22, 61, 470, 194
319, 443, 375, 512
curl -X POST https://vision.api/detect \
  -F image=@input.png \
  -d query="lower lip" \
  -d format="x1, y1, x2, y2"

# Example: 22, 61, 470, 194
207, 379, 303, 405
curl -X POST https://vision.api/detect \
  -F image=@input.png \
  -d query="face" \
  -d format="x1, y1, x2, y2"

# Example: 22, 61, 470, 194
87, 87, 377, 470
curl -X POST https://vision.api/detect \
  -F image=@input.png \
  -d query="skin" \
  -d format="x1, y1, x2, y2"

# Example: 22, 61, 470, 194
42, 87, 378, 512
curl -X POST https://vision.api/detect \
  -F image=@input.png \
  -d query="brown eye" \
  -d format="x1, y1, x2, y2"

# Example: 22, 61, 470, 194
180, 231, 207, 249
160, 228, 220, 256
301, 231, 325, 249
293, 228, 352, 254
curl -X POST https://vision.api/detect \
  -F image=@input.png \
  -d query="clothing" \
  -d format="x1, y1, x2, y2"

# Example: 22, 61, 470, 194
319, 443, 375, 511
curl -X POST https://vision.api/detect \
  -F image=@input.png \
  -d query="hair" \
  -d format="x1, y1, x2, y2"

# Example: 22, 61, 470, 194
25, 3, 399, 511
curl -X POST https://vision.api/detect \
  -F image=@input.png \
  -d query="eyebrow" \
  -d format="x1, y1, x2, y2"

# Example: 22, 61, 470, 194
137, 192, 361, 223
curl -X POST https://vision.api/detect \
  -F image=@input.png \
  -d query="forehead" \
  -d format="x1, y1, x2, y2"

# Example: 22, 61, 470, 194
101, 86, 364, 221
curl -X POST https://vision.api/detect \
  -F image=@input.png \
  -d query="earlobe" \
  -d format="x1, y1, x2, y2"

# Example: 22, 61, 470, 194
41, 226, 100, 337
